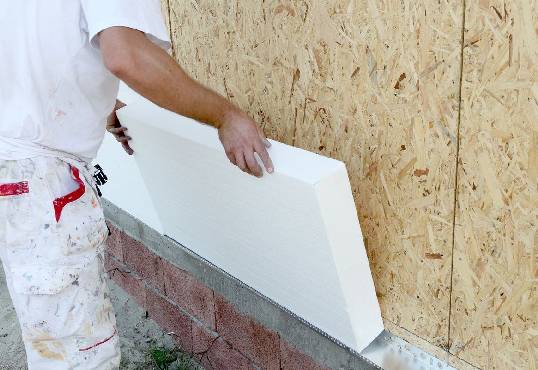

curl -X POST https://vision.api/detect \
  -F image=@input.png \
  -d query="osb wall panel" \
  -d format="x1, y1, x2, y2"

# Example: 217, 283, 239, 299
450, 1, 538, 369
167, 0, 464, 347
161, 0, 171, 37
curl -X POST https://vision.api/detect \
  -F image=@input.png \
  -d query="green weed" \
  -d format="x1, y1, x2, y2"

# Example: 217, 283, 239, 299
147, 345, 202, 370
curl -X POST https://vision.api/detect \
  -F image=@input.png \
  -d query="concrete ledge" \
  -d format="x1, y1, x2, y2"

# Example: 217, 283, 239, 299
103, 199, 380, 370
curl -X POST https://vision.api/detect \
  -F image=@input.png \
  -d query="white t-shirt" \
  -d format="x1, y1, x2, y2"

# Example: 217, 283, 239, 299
0, 0, 170, 163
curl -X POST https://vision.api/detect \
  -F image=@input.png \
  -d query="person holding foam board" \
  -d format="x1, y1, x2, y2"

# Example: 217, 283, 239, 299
0, 1, 273, 369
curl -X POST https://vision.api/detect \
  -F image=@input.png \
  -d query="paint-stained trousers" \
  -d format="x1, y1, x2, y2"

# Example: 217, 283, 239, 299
0, 157, 121, 369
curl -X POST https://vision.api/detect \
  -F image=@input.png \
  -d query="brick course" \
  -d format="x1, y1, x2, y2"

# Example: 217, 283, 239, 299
122, 233, 165, 292
162, 259, 216, 330
105, 221, 123, 261
104, 225, 328, 370
215, 294, 280, 370
145, 286, 193, 353
192, 320, 220, 355
201, 337, 258, 370
104, 252, 146, 306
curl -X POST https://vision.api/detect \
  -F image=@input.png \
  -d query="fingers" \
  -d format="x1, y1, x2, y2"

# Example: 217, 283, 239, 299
227, 143, 272, 177
234, 150, 262, 177
219, 116, 273, 177
234, 151, 247, 174
115, 135, 131, 143
254, 141, 274, 173
225, 151, 236, 166
108, 126, 131, 143
244, 149, 262, 177
107, 126, 127, 135
107, 125, 133, 154
122, 142, 134, 155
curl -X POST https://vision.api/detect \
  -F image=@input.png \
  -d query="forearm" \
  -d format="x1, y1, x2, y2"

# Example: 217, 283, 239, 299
101, 28, 234, 128
100, 27, 273, 176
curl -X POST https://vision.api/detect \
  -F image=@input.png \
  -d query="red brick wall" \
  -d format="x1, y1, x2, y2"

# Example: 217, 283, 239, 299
105, 224, 329, 370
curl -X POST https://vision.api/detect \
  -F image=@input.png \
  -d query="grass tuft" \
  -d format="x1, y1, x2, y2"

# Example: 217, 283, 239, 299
149, 346, 178, 369
146, 345, 202, 370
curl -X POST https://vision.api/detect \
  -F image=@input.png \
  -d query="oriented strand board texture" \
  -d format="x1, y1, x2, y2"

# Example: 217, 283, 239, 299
167, 0, 463, 347
450, 1, 538, 369
160, 0, 170, 34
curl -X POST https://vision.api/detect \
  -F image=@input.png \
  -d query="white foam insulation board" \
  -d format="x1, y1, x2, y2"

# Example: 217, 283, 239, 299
93, 84, 163, 232
116, 102, 384, 352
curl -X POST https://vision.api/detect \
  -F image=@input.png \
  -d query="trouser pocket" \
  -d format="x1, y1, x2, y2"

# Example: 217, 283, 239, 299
49, 162, 108, 257
6, 255, 120, 368
1, 158, 108, 264
0, 158, 120, 368
0, 181, 32, 247
9, 259, 115, 340
1, 160, 52, 249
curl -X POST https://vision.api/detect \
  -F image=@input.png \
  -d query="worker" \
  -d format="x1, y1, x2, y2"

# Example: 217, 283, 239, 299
0, 1, 273, 369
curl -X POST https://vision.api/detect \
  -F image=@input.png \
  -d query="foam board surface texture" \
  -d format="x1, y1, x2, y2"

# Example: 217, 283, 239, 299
93, 84, 163, 233
117, 102, 384, 352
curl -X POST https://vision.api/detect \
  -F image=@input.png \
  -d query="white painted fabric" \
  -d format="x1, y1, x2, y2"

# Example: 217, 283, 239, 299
116, 102, 384, 352
0, 0, 170, 163
0, 157, 119, 369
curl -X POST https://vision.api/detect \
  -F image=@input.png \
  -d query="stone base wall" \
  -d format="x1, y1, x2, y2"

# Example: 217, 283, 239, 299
104, 223, 329, 370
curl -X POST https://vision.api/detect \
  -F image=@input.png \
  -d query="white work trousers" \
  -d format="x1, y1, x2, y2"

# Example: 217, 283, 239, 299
0, 157, 121, 369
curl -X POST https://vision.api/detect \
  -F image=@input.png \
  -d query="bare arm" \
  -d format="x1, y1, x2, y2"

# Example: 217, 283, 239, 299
99, 26, 273, 177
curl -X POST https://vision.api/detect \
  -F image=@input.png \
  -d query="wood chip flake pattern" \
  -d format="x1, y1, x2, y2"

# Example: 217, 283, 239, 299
167, 0, 464, 348
450, 1, 538, 369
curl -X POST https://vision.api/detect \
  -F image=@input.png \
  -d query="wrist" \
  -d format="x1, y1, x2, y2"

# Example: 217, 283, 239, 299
216, 104, 239, 129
